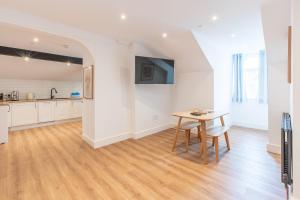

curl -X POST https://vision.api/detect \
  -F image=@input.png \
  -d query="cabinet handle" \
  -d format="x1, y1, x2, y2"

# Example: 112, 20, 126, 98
7, 105, 10, 112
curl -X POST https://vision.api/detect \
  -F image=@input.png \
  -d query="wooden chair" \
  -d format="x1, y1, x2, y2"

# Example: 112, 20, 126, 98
172, 121, 201, 152
206, 126, 231, 162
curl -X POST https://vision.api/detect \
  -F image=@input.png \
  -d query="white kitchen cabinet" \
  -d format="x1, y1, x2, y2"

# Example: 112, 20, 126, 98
0, 105, 9, 144
54, 100, 71, 121
38, 101, 55, 123
11, 102, 38, 127
8, 104, 12, 127
9, 99, 82, 128
70, 100, 83, 118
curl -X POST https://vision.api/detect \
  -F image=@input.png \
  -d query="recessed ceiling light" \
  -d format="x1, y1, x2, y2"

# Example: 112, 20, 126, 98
231, 34, 236, 38
67, 61, 71, 66
33, 37, 39, 43
24, 56, 30, 62
162, 33, 168, 38
121, 14, 127, 20
212, 15, 218, 21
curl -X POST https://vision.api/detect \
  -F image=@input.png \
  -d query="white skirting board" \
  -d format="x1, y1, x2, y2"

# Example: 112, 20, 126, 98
266, 143, 281, 154
93, 132, 132, 149
82, 134, 96, 148
133, 124, 173, 139
83, 124, 174, 149
9, 118, 82, 131
231, 121, 268, 131
83, 132, 132, 149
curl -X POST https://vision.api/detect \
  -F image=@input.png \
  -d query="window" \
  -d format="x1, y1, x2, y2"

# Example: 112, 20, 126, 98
232, 50, 267, 103
243, 54, 260, 100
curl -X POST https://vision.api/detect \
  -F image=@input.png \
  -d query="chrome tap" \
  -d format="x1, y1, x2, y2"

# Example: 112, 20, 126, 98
50, 88, 58, 99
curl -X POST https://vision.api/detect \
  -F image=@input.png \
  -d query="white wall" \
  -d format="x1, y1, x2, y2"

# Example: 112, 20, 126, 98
91, 40, 132, 147
232, 101, 268, 130
192, 31, 232, 126
0, 79, 82, 99
213, 55, 232, 126
130, 44, 174, 138
173, 71, 213, 112
261, 0, 291, 154
168, 32, 215, 127
292, 0, 300, 199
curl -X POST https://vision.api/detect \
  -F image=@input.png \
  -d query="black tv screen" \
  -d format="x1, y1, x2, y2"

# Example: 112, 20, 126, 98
135, 56, 174, 84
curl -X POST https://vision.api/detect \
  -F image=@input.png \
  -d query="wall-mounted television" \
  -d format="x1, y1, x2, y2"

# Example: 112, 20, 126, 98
135, 56, 174, 84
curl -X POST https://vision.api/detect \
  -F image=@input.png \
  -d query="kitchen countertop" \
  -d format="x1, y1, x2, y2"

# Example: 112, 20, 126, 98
0, 98, 83, 105
0, 102, 9, 106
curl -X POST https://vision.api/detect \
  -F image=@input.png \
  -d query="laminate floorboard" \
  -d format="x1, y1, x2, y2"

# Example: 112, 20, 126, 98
0, 122, 285, 200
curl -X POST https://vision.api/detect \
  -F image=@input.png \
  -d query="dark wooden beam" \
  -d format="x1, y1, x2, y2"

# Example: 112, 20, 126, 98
0, 46, 83, 65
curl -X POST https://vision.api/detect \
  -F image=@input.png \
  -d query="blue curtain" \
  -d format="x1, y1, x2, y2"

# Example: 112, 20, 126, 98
232, 54, 244, 103
258, 50, 268, 104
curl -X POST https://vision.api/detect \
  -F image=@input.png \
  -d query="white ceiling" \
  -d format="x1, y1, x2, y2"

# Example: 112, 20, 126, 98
0, 23, 86, 57
0, 23, 86, 81
0, 0, 264, 52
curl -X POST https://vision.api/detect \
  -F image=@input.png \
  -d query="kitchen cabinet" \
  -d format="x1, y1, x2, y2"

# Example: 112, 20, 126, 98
8, 104, 11, 127
70, 100, 83, 118
0, 105, 9, 144
54, 100, 72, 121
38, 101, 55, 123
9, 99, 82, 128
11, 102, 38, 126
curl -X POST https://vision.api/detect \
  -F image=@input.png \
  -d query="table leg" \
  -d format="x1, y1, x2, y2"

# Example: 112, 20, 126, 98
172, 117, 182, 152
197, 126, 201, 142
200, 121, 208, 164
220, 116, 231, 150
220, 116, 225, 126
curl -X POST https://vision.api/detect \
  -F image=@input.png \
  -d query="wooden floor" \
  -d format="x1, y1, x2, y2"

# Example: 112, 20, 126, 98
0, 122, 285, 200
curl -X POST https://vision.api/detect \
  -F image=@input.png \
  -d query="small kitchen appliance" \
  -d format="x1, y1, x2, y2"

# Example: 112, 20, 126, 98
11, 91, 19, 101
26, 92, 35, 100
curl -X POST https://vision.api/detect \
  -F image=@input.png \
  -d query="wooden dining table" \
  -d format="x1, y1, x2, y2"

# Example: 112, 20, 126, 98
172, 110, 229, 164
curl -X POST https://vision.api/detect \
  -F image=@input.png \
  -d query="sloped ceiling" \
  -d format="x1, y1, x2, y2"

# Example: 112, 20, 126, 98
192, 2, 265, 70
0, 23, 85, 81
